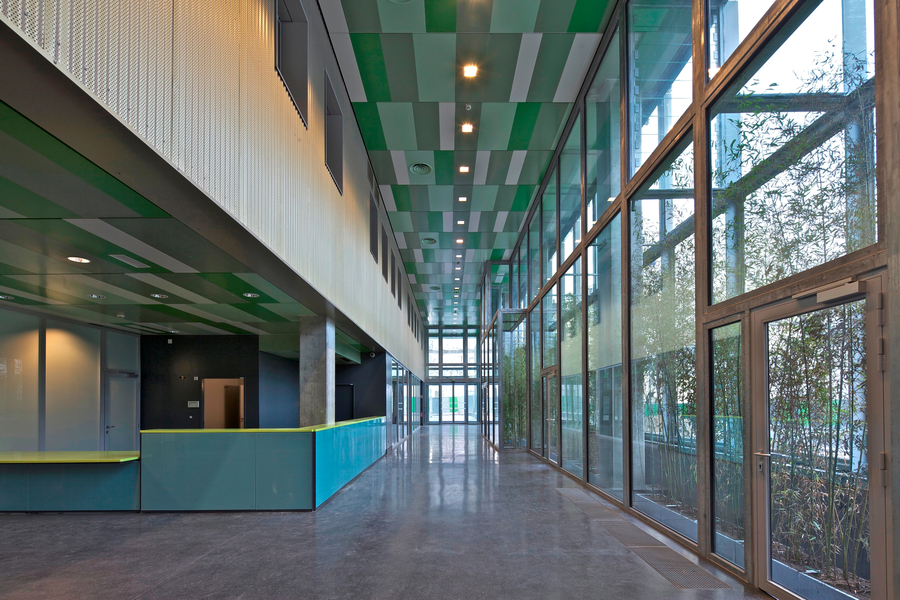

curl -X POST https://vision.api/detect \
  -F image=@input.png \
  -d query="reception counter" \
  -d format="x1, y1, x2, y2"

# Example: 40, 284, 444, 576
140, 416, 386, 511
0, 451, 141, 511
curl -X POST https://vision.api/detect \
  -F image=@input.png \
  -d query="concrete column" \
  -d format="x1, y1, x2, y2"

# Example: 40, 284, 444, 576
298, 316, 335, 427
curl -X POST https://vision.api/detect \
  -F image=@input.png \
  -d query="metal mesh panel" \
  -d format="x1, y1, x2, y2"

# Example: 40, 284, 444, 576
599, 521, 667, 547
630, 547, 731, 590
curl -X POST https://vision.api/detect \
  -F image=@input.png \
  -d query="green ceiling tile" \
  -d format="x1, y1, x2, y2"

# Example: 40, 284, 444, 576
510, 185, 536, 211
505, 211, 525, 232
228, 303, 290, 322
484, 151, 512, 184
378, 103, 418, 149
518, 150, 552, 184
427, 186, 454, 211
432, 150, 455, 185
568, 0, 610, 32
408, 212, 430, 231
381, 35, 421, 102
453, 103, 481, 151
455, 34, 490, 103
426, 212, 444, 231
350, 34, 392, 102
471, 186, 498, 211
477, 104, 516, 150
507, 103, 542, 150
529, 103, 573, 150
389, 211, 414, 232
492, 186, 518, 211
403, 186, 427, 210
413, 34, 457, 101
353, 103, 388, 150
534, 0, 578, 32
412, 104, 441, 150
369, 152, 398, 184
0, 102, 169, 219
0, 176, 78, 219
391, 186, 413, 210
490, 0, 540, 32
456, 0, 493, 32
341, 0, 383, 32
195, 274, 278, 303
480, 34, 521, 101
422, 249, 437, 263
490, 249, 506, 260
424, 0, 457, 32
376, 0, 427, 32
526, 34, 574, 102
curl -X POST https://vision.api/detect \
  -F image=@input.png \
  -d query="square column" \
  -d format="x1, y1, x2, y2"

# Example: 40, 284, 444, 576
298, 316, 335, 427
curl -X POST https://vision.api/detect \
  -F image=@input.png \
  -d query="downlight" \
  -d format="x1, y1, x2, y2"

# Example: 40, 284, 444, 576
422, 238, 437, 245
150, 293, 168, 299
408, 163, 432, 176
88, 294, 106, 299
242, 292, 260, 298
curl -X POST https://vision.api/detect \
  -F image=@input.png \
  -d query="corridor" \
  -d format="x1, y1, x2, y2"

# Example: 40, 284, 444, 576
0, 426, 768, 599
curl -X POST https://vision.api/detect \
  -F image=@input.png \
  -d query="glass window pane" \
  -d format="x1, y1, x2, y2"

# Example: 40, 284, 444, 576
529, 310, 543, 452
467, 384, 478, 423
628, 0, 692, 176
560, 115, 583, 262
428, 335, 440, 364
511, 259, 519, 311
708, 0, 777, 77
711, 322, 744, 568
466, 333, 477, 365
428, 366, 440, 379
0, 307, 40, 451
630, 140, 698, 542
542, 166, 558, 285
518, 243, 528, 308
443, 335, 463, 364
529, 211, 542, 301
586, 28, 622, 230
542, 286, 558, 368
587, 214, 623, 499
710, 0, 876, 304
443, 367, 464, 378
560, 258, 583, 479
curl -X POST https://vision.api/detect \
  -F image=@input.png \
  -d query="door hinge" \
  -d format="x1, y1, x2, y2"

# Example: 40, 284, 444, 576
877, 336, 885, 373
879, 452, 888, 488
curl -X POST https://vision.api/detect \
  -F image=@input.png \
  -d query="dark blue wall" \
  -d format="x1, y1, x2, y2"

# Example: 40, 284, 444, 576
335, 353, 388, 419
258, 351, 299, 428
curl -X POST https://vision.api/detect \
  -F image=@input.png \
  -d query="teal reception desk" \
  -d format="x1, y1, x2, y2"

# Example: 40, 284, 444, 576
0, 451, 141, 511
140, 416, 386, 511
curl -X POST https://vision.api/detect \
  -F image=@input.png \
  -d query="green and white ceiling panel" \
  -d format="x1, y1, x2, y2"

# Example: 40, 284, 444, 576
321, 0, 612, 326
0, 99, 370, 360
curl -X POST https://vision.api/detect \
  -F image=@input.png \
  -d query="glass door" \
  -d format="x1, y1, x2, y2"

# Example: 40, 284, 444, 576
752, 276, 888, 600
543, 371, 559, 464
453, 384, 466, 423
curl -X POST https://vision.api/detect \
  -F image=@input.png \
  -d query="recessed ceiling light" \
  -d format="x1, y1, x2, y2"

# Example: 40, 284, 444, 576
0, 295, 14, 301
150, 293, 168, 299
455, 267, 461, 270
456, 239, 464, 244
88, 294, 105, 299
68, 256, 91, 264
459, 166, 469, 173
456, 254, 462, 258
458, 196, 467, 202
242, 292, 260, 298
457, 220, 466, 226
463, 65, 478, 77
455, 278, 460, 281
461, 123, 473, 133
116, 313, 126, 319
422, 237, 437, 245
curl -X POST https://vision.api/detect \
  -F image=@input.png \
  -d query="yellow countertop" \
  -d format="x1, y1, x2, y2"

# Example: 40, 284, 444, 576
141, 416, 386, 434
0, 451, 140, 464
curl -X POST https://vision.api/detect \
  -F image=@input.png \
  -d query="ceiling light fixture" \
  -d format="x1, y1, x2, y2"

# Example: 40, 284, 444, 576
459, 166, 469, 173
457, 220, 465, 225
463, 65, 478, 78
0, 295, 14, 301
88, 294, 105, 299
461, 123, 473, 133
150, 293, 168, 299
242, 292, 260, 298
68, 256, 91, 264
458, 196, 467, 202
456, 254, 462, 258
422, 237, 437, 245
455, 267, 461, 270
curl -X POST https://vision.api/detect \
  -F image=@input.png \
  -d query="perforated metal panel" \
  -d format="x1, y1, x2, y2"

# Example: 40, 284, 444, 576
630, 547, 731, 590
599, 521, 667, 547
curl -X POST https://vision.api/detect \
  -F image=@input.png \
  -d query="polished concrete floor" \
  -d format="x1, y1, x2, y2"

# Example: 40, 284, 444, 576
0, 425, 771, 599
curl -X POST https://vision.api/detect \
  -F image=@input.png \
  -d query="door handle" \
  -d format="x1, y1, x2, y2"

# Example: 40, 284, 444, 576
754, 452, 770, 457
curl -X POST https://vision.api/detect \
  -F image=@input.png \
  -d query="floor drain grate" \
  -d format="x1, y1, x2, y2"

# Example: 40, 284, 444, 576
599, 521, 667, 547
630, 547, 731, 589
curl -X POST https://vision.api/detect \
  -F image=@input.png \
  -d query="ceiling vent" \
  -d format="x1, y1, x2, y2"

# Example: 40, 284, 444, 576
408, 163, 432, 176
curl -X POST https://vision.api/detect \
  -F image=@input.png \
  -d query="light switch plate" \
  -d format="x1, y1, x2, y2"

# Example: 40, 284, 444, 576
187, 401, 200, 408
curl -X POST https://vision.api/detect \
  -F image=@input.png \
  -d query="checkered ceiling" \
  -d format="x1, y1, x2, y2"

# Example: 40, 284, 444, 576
0, 100, 368, 360
321, 0, 611, 326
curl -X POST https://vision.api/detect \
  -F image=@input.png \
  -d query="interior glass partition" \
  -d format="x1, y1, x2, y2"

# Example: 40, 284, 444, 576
426, 327, 480, 424
630, 140, 698, 542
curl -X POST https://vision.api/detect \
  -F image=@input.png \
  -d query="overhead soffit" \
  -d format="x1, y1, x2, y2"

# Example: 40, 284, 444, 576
0, 99, 370, 360
321, 0, 612, 325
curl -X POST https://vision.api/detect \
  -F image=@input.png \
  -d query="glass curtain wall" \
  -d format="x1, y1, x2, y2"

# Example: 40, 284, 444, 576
426, 327, 480, 425
488, 1, 886, 594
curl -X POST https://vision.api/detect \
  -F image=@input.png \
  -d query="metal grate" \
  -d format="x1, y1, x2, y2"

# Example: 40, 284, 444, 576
570, 500, 621, 521
630, 547, 731, 590
599, 521, 667, 547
